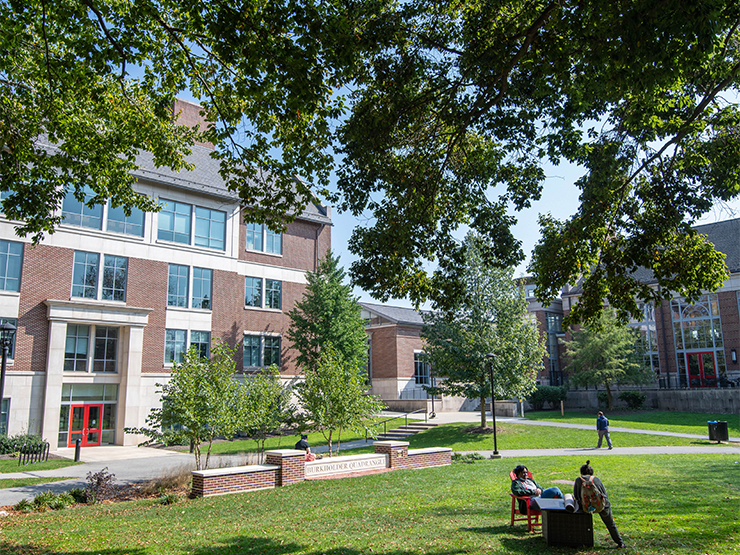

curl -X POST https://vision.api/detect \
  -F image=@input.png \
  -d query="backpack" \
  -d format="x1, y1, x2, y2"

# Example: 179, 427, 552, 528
580, 476, 606, 513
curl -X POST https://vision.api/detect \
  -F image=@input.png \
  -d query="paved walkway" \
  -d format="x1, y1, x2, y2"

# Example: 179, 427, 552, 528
1, 412, 737, 506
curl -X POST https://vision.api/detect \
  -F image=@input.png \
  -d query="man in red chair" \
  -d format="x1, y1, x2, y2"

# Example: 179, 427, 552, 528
510, 464, 563, 531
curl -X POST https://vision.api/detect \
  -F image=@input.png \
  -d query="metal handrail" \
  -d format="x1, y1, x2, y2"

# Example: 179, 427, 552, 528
366, 408, 428, 442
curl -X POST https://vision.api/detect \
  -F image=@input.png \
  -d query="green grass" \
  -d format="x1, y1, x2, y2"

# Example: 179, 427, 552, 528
0, 459, 81, 474
1, 454, 736, 554
198, 417, 409, 456
0, 476, 73, 489
524, 410, 740, 436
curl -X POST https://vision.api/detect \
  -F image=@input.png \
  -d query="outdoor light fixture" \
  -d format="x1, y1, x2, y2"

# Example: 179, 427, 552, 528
732, 349, 737, 364
0, 321, 16, 430
485, 353, 501, 459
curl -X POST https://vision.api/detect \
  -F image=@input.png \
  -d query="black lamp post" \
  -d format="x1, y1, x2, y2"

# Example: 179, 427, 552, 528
485, 353, 501, 458
0, 321, 16, 434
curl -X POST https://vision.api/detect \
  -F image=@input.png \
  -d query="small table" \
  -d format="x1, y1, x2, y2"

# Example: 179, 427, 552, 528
541, 510, 594, 547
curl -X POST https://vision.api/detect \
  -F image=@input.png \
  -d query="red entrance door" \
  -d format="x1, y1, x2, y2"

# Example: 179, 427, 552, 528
686, 353, 717, 388
68, 404, 103, 447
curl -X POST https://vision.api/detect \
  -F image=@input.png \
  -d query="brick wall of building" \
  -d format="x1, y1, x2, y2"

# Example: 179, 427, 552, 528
368, 327, 399, 380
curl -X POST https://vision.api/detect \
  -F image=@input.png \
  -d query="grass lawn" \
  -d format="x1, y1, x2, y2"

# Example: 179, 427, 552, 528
195, 417, 409, 456
0, 459, 81, 474
1, 454, 736, 554
0, 476, 72, 489
340, 421, 710, 456
524, 410, 740, 436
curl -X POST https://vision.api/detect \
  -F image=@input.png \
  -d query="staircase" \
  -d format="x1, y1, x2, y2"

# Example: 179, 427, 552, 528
376, 421, 438, 441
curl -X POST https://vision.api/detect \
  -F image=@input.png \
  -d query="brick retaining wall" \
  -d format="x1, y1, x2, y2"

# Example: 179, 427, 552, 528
191, 442, 451, 497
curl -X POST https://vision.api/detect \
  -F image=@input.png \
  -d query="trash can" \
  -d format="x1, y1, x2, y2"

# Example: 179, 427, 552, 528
708, 421, 729, 443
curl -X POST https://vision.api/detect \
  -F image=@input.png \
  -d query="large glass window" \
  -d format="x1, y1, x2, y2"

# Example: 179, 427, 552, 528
629, 303, 661, 379
93, 327, 118, 373
414, 353, 430, 385
245, 222, 282, 255
107, 204, 144, 236
71, 252, 100, 299
245, 277, 262, 307
194, 207, 226, 250
165, 329, 187, 364
158, 200, 191, 244
64, 325, 90, 372
265, 279, 282, 310
167, 264, 189, 307
191, 331, 210, 358
243, 335, 281, 368
192, 268, 212, 310
102, 255, 127, 302
0, 240, 23, 292
58, 384, 117, 447
62, 186, 103, 229
0, 398, 8, 436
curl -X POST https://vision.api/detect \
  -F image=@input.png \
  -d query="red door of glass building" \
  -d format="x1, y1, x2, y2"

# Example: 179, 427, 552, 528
686, 353, 717, 388
68, 404, 103, 447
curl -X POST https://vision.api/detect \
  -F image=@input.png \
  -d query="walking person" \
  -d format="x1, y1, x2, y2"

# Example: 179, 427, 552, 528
574, 460, 625, 548
596, 411, 613, 449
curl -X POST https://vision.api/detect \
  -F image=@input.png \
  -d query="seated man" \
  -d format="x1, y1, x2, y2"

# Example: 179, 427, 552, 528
511, 464, 563, 512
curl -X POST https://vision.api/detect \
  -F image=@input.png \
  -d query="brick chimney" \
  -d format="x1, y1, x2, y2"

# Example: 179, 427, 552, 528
172, 98, 215, 150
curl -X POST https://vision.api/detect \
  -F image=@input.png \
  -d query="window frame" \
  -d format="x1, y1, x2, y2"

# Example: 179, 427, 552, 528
192, 267, 213, 310
0, 240, 23, 292
71, 251, 128, 302
244, 223, 282, 255
158, 199, 226, 251
167, 264, 190, 307
244, 277, 281, 311
243, 334, 281, 369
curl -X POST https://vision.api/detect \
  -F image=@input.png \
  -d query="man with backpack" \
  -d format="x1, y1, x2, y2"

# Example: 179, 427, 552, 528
574, 460, 625, 548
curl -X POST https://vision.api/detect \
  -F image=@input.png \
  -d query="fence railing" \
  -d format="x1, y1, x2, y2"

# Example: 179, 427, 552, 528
366, 408, 428, 442
18, 442, 50, 466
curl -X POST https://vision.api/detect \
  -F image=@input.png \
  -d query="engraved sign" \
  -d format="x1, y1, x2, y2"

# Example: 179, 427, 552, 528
305, 454, 388, 477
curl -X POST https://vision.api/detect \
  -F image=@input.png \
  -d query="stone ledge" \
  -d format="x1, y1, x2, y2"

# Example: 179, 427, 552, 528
192, 464, 279, 477
409, 447, 452, 455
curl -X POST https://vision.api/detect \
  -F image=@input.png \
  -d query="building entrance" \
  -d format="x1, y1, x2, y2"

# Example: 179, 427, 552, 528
686, 352, 717, 388
68, 404, 103, 447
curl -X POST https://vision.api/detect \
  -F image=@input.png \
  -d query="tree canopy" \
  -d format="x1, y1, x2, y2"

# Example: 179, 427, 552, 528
421, 232, 546, 427
5, 1, 740, 324
564, 308, 652, 410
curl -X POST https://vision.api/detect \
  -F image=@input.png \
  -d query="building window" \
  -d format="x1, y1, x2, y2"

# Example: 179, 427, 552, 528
545, 311, 564, 386
245, 222, 282, 255
102, 256, 127, 302
0, 398, 8, 436
192, 268, 212, 310
93, 327, 118, 373
191, 331, 210, 359
165, 329, 187, 364
0, 240, 23, 292
72, 252, 99, 299
159, 199, 226, 250
243, 335, 281, 368
0, 318, 16, 359
245, 277, 263, 308
72, 252, 128, 302
107, 204, 144, 237
167, 264, 189, 307
62, 186, 103, 229
195, 207, 225, 250
265, 279, 282, 310
64, 324, 89, 372
158, 200, 191, 244
414, 353, 430, 385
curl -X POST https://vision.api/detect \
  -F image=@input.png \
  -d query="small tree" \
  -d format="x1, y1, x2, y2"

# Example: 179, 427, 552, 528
564, 308, 652, 410
287, 251, 368, 374
422, 232, 546, 428
294, 345, 385, 456
125, 343, 243, 470
238, 366, 292, 456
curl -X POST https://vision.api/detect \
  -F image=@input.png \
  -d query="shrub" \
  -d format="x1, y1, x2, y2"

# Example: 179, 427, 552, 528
618, 390, 647, 410
68, 488, 88, 504
140, 466, 192, 497
47, 491, 75, 511
597, 391, 609, 408
12, 499, 33, 513
86, 467, 116, 504
159, 492, 181, 505
527, 385, 568, 410
451, 452, 485, 464
0, 433, 45, 455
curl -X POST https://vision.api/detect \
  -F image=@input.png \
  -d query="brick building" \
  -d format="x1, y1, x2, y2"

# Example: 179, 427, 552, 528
0, 103, 331, 446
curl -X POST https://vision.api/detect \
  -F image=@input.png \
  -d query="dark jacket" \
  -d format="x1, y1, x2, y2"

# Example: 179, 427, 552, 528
596, 415, 609, 431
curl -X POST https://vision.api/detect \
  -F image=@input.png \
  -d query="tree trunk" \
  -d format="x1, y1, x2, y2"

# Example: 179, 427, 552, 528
480, 394, 487, 428
606, 384, 614, 411
327, 429, 333, 457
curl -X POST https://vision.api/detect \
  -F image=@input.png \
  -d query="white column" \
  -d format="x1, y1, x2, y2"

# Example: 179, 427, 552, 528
119, 325, 145, 446
42, 320, 67, 445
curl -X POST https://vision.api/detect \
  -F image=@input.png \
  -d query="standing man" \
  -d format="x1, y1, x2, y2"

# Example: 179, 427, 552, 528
596, 411, 613, 449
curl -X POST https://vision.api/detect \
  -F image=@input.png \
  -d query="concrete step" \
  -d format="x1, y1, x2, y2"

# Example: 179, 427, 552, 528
398, 423, 438, 430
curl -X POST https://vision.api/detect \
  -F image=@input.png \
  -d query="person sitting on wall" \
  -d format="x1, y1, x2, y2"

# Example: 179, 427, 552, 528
511, 464, 563, 512
295, 434, 309, 451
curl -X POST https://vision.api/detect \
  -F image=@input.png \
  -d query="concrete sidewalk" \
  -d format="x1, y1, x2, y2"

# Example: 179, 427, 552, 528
1, 411, 737, 506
